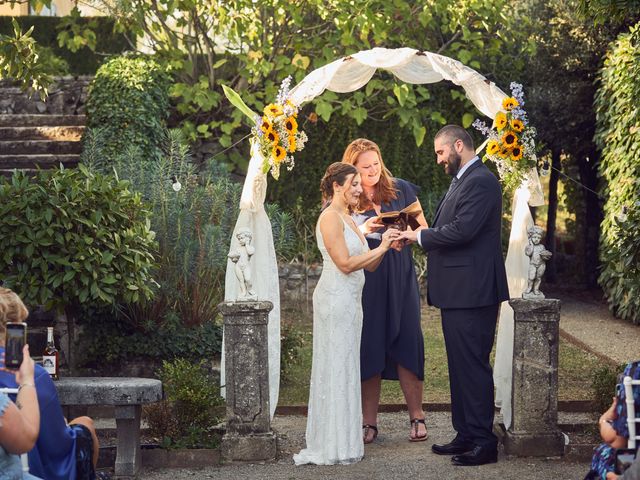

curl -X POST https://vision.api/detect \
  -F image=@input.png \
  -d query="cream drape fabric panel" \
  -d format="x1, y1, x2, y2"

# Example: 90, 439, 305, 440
222, 141, 281, 419
224, 47, 543, 421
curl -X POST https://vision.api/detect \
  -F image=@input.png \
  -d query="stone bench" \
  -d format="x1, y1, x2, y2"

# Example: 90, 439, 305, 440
55, 377, 162, 478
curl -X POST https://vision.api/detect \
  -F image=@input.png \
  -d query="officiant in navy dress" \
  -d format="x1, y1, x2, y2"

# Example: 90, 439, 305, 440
400, 125, 509, 466
342, 138, 429, 444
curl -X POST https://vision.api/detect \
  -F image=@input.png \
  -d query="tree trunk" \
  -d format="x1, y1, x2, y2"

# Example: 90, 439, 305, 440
545, 149, 561, 283
577, 148, 602, 288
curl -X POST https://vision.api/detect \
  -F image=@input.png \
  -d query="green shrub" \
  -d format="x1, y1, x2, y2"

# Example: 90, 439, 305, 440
78, 309, 222, 365
0, 165, 157, 312
0, 16, 132, 75
591, 363, 627, 412
86, 56, 171, 164
595, 22, 640, 324
144, 358, 224, 449
84, 128, 242, 327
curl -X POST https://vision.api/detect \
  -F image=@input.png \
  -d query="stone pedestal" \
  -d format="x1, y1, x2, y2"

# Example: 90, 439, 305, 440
218, 301, 277, 462
504, 298, 565, 457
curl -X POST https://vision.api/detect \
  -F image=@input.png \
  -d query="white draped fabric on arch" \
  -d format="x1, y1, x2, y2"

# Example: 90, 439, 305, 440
222, 47, 544, 422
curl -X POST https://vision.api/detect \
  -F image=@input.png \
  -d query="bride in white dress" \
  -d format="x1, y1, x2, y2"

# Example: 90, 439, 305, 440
294, 162, 399, 466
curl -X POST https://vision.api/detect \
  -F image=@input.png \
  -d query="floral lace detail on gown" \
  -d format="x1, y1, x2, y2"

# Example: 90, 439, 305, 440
293, 218, 368, 465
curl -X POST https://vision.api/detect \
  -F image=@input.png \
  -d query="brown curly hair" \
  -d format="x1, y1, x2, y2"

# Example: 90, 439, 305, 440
341, 138, 397, 212
0, 287, 29, 338
320, 162, 358, 209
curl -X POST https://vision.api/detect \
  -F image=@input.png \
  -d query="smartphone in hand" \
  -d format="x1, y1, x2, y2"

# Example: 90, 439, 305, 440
4, 322, 27, 369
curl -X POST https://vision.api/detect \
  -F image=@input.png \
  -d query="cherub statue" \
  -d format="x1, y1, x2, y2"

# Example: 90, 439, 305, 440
228, 227, 257, 301
522, 225, 553, 299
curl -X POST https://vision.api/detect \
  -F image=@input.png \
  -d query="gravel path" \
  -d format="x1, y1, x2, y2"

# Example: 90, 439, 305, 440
138, 411, 588, 479
135, 291, 638, 479
557, 291, 640, 365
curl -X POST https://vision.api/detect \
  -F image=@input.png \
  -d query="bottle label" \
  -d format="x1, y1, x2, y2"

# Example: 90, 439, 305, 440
43, 355, 57, 375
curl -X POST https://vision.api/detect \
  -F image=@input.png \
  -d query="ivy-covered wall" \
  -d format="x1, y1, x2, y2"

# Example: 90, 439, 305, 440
595, 22, 640, 324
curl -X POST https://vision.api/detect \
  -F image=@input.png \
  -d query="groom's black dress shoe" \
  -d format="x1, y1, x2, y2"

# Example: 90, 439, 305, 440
431, 438, 474, 455
451, 445, 498, 466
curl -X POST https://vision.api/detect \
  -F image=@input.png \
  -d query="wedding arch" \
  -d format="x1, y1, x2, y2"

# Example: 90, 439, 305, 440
222, 47, 544, 424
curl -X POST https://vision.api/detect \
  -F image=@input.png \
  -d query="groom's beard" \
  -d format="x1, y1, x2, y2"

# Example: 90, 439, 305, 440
445, 151, 462, 177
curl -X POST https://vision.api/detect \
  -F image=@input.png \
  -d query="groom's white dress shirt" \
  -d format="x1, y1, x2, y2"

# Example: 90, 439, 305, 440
416, 155, 480, 247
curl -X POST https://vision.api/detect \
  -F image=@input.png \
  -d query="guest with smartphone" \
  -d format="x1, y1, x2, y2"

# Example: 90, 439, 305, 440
0, 342, 40, 480
0, 288, 103, 480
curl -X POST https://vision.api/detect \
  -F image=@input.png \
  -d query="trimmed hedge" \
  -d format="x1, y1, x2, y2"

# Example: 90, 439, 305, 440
86, 55, 171, 163
0, 16, 132, 75
595, 22, 640, 324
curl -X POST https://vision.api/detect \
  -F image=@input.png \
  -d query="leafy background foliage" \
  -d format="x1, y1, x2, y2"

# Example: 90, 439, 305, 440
595, 22, 640, 324
85, 0, 531, 167
0, 15, 130, 75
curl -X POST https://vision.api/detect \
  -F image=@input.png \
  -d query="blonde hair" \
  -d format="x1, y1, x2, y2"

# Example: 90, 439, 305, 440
341, 138, 397, 211
0, 287, 29, 337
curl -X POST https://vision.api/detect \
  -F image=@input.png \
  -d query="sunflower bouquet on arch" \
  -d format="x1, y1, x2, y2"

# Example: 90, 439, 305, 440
473, 82, 537, 191
253, 77, 308, 180
223, 76, 308, 180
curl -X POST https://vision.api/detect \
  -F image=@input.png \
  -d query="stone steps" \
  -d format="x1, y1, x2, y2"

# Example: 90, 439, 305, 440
0, 140, 83, 155
0, 154, 81, 170
0, 113, 85, 174
0, 126, 84, 141
0, 114, 87, 127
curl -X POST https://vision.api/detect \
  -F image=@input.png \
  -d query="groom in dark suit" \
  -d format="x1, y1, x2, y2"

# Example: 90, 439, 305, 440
400, 125, 509, 466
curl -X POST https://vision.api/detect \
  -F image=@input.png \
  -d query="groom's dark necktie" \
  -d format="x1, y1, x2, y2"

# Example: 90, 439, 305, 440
444, 176, 459, 201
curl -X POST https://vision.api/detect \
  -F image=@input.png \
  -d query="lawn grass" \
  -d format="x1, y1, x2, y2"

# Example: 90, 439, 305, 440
278, 304, 600, 406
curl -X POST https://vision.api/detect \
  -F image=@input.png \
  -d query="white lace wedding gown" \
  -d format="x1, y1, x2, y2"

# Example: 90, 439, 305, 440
293, 219, 368, 465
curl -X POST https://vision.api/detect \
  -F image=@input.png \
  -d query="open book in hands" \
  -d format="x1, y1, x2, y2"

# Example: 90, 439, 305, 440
375, 200, 423, 231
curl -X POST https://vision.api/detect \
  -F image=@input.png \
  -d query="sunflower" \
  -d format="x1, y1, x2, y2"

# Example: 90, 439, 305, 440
260, 116, 272, 134
265, 129, 280, 145
272, 145, 287, 164
288, 135, 296, 153
284, 116, 298, 135
264, 103, 283, 118
495, 112, 508, 131
487, 140, 500, 155
501, 131, 518, 148
498, 147, 510, 159
502, 97, 519, 111
510, 118, 524, 132
511, 144, 523, 161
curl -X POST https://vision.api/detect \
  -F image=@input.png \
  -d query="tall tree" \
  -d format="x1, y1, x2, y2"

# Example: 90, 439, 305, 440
90, 0, 533, 166
516, 0, 622, 286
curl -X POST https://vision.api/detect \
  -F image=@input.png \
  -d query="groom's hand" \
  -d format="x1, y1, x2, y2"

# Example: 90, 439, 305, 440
399, 229, 419, 243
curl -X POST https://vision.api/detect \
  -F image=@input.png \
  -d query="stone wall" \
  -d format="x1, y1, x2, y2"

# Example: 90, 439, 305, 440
0, 76, 92, 115
278, 261, 322, 314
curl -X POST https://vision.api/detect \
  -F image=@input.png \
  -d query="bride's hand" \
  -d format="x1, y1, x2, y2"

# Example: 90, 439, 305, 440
390, 239, 406, 252
360, 216, 384, 235
380, 228, 401, 250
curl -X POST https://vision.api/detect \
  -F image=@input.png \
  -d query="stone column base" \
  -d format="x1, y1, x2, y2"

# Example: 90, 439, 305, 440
504, 429, 565, 457
222, 432, 277, 462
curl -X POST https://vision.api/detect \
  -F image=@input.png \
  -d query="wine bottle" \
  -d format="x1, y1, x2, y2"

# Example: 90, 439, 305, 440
42, 326, 59, 380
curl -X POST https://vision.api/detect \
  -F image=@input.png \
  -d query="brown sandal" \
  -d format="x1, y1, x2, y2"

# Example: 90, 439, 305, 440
362, 424, 378, 444
409, 418, 428, 442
